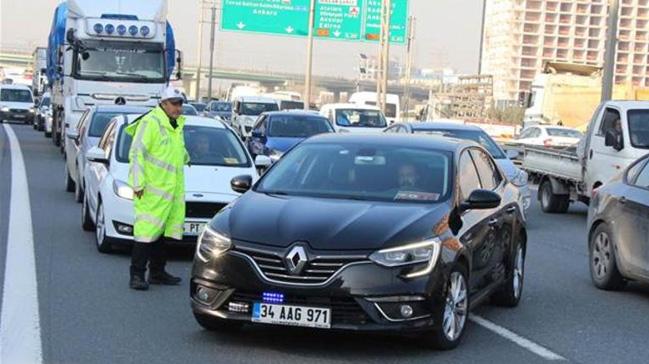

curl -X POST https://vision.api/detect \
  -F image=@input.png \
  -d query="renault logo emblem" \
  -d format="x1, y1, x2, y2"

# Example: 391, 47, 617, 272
285, 245, 307, 275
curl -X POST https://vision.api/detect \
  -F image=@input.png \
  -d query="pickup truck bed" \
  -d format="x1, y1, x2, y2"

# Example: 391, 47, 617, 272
522, 145, 582, 183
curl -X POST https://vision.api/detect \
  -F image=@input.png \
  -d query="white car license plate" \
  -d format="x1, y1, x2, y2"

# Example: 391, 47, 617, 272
252, 303, 331, 329
183, 222, 206, 236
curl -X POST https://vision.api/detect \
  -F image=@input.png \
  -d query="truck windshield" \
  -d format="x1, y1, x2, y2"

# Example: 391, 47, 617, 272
74, 43, 165, 83
627, 110, 649, 149
335, 109, 387, 128
241, 102, 278, 116
1, 89, 33, 103
364, 101, 397, 118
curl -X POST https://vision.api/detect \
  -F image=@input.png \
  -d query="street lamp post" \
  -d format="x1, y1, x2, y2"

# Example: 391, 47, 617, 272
206, 2, 217, 100
376, 0, 392, 114
304, 0, 316, 110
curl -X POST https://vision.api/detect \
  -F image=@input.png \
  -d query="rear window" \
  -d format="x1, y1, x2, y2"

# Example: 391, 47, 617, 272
89, 112, 123, 137
546, 128, 583, 138
1, 89, 33, 103
268, 115, 333, 137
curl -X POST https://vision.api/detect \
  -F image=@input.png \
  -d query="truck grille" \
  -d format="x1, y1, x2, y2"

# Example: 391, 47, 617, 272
185, 202, 227, 218
10, 109, 28, 113
236, 245, 367, 285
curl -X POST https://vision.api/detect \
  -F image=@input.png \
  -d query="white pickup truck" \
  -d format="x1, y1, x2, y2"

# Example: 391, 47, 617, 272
522, 100, 649, 213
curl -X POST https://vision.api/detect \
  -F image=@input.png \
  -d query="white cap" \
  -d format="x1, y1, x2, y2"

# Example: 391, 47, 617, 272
160, 86, 184, 102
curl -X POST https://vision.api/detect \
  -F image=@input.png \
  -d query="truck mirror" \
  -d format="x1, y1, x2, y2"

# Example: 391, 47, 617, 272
604, 131, 624, 151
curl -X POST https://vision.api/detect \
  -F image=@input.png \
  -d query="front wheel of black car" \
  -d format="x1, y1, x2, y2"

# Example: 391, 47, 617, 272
492, 241, 525, 307
193, 312, 243, 332
589, 223, 625, 290
424, 265, 469, 350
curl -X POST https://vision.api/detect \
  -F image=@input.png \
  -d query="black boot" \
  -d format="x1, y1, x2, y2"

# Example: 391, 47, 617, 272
149, 237, 182, 285
130, 242, 151, 291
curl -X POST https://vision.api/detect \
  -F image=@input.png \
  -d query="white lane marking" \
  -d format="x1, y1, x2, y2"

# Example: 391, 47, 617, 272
470, 315, 565, 361
0, 124, 43, 363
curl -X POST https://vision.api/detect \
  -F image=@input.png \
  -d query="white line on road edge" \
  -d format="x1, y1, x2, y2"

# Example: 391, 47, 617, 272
470, 315, 565, 361
0, 124, 43, 364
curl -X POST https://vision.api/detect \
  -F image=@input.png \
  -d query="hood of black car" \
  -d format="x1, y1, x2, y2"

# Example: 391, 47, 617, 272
220, 191, 450, 251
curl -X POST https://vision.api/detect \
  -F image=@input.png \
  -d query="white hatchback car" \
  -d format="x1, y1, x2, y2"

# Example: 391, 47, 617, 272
81, 114, 261, 253
516, 125, 583, 147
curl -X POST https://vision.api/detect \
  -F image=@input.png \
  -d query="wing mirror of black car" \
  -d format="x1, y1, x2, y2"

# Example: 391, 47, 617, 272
459, 189, 501, 213
604, 130, 624, 151
231, 175, 253, 194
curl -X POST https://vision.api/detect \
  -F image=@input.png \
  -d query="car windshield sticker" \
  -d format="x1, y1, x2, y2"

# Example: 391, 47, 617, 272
395, 191, 440, 202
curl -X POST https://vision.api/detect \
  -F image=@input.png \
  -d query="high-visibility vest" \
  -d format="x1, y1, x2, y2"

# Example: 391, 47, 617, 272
126, 106, 189, 243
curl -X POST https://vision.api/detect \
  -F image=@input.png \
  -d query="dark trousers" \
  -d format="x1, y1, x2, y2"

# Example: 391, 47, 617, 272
130, 237, 168, 277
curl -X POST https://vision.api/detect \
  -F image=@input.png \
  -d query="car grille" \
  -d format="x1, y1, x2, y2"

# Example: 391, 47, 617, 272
227, 291, 370, 325
10, 109, 28, 113
236, 246, 367, 285
185, 202, 227, 218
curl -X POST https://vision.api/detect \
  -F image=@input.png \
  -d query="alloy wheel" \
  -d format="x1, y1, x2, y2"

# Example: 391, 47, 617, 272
96, 203, 105, 247
513, 246, 524, 299
442, 271, 468, 341
592, 232, 612, 279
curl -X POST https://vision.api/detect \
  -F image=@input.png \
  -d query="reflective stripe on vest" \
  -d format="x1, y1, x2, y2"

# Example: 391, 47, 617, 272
147, 186, 175, 202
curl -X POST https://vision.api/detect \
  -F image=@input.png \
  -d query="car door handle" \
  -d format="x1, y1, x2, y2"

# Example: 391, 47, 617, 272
488, 218, 499, 226
506, 206, 516, 214
619, 196, 627, 204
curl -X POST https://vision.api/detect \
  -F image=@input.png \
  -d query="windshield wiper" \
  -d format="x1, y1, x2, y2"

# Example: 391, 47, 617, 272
115, 72, 147, 79
260, 190, 290, 196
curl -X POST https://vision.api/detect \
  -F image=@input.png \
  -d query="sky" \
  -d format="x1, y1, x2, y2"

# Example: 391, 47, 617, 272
0, 0, 484, 78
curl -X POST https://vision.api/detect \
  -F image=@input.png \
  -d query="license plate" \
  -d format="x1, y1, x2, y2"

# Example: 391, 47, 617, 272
183, 222, 206, 236
13, 115, 25, 119
252, 303, 331, 329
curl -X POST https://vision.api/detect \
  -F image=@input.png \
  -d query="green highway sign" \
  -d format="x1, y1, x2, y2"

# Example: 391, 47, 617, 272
221, 0, 408, 44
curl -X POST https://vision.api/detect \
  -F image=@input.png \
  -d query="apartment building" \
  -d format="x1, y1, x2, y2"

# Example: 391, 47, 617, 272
481, 0, 649, 106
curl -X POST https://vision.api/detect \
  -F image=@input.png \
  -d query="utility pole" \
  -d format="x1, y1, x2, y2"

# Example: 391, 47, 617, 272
194, 1, 206, 101
376, 0, 392, 114
601, 0, 620, 102
403, 16, 415, 121
207, 1, 217, 100
304, 0, 316, 110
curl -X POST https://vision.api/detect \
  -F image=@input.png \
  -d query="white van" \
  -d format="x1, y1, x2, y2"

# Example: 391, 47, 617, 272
349, 92, 400, 124
0, 84, 35, 124
319, 103, 388, 133
231, 96, 279, 138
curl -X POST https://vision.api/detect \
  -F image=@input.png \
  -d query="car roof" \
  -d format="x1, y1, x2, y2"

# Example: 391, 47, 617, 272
536, 125, 581, 130
263, 110, 325, 118
0, 84, 32, 91
236, 96, 276, 103
304, 133, 474, 152
121, 114, 229, 129
400, 122, 483, 132
321, 103, 380, 110
91, 105, 152, 114
606, 100, 649, 110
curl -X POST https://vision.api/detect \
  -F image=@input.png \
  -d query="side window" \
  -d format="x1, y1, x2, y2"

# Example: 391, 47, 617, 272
77, 111, 90, 141
385, 125, 398, 133
634, 164, 649, 188
253, 116, 267, 134
530, 128, 541, 138
598, 108, 622, 136
458, 151, 482, 201
103, 128, 116, 159
470, 149, 502, 190
98, 122, 115, 150
76, 110, 90, 129
518, 128, 532, 139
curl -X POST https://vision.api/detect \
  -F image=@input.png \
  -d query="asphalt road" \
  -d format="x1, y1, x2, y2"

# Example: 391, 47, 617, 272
1, 122, 649, 364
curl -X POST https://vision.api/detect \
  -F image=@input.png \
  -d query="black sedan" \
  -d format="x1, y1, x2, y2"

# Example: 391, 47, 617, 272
587, 154, 649, 290
190, 134, 527, 349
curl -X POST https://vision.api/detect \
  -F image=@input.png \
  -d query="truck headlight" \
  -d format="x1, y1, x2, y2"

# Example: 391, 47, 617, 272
112, 179, 134, 200
510, 169, 528, 187
29, 107, 36, 113
369, 238, 442, 278
196, 226, 232, 262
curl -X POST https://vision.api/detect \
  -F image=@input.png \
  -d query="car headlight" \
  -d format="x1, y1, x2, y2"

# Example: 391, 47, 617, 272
196, 226, 232, 262
369, 238, 442, 278
29, 107, 36, 113
510, 169, 528, 187
0, 106, 9, 112
112, 179, 134, 200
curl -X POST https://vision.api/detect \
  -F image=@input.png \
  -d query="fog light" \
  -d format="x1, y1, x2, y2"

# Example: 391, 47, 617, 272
400, 304, 413, 318
197, 287, 210, 303
228, 302, 250, 313
114, 222, 133, 236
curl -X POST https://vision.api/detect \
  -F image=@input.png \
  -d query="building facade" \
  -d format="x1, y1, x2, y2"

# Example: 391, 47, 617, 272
481, 0, 649, 106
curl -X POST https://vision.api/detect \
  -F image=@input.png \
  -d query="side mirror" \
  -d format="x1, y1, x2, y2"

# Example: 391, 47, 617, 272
251, 130, 264, 139
459, 189, 501, 213
604, 130, 624, 151
254, 155, 272, 169
231, 175, 252, 194
506, 149, 520, 160
65, 129, 79, 140
86, 146, 108, 165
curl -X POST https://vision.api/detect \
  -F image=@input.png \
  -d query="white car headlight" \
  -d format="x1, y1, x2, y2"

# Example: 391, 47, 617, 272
369, 238, 442, 278
0, 106, 9, 112
112, 179, 134, 200
196, 226, 232, 262
510, 169, 529, 187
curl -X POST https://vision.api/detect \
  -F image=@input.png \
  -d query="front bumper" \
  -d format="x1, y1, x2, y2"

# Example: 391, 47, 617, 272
191, 242, 447, 332
0, 111, 34, 122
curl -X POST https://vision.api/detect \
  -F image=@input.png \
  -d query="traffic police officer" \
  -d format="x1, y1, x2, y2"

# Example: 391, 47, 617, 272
126, 86, 189, 290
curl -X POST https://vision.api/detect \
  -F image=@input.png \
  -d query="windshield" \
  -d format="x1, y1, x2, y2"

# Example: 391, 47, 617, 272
240, 102, 278, 116
89, 112, 125, 137
191, 103, 206, 112
1, 89, 33, 103
268, 115, 333, 138
365, 101, 397, 118
117, 125, 251, 167
74, 43, 165, 83
40, 97, 50, 108
546, 128, 583, 138
627, 109, 649, 149
211, 102, 232, 112
182, 105, 198, 116
335, 109, 387, 128
414, 129, 506, 159
256, 142, 451, 203
279, 100, 305, 110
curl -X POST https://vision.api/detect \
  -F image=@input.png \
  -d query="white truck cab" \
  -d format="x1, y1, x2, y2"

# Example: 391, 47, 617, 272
319, 103, 388, 133
231, 96, 279, 138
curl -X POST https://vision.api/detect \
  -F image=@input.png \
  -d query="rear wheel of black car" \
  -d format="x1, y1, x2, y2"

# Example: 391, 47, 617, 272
81, 193, 95, 231
193, 312, 243, 332
492, 241, 525, 307
539, 179, 569, 213
590, 223, 625, 290
424, 265, 469, 350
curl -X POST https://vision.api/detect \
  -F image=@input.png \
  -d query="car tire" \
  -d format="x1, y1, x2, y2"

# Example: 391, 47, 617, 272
492, 240, 525, 307
81, 193, 95, 231
64, 163, 75, 192
95, 200, 113, 254
539, 179, 569, 213
423, 265, 469, 350
74, 176, 84, 203
193, 312, 243, 332
589, 223, 626, 290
